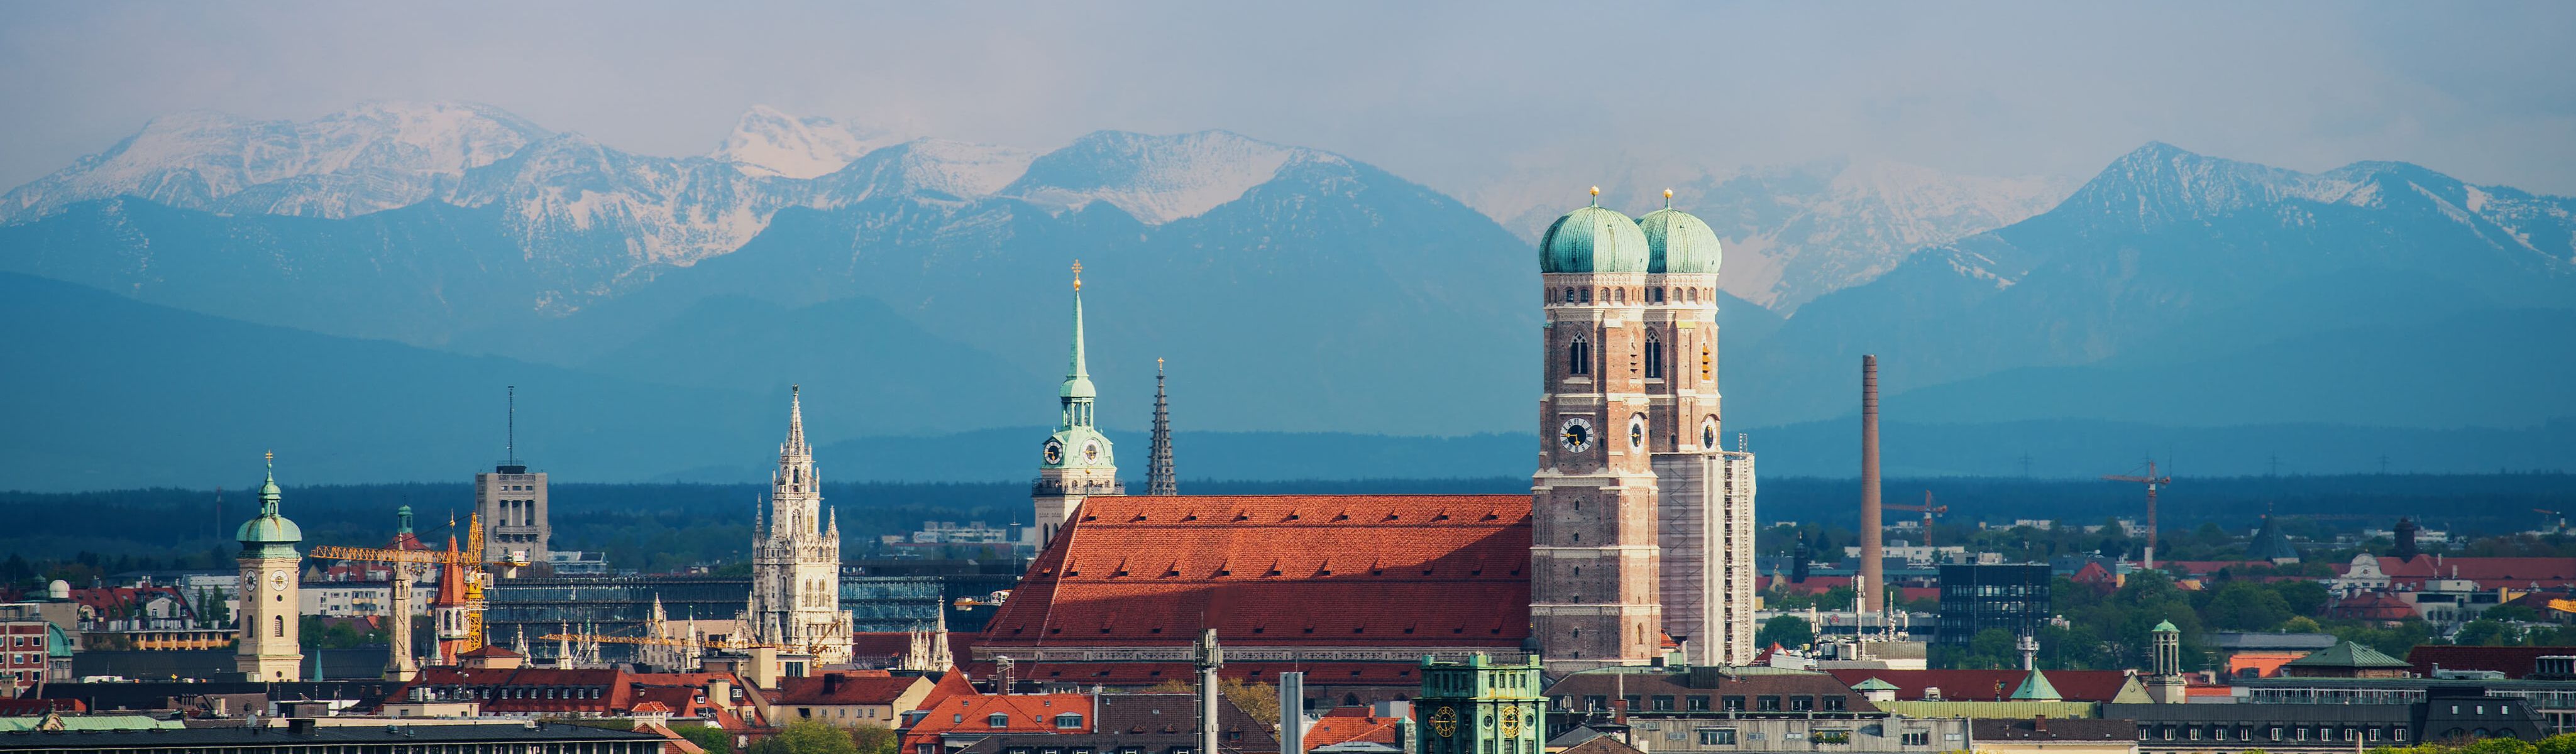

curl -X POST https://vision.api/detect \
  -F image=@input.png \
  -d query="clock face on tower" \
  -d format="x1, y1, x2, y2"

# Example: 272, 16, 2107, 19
1558, 417, 1594, 453
268, 570, 289, 593
1628, 414, 1648, 449
1082, 440, 1101, 462
1042, 439, 1064, 465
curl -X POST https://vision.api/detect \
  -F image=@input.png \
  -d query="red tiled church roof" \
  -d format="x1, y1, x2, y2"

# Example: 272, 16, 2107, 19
979, 495, 1533, 649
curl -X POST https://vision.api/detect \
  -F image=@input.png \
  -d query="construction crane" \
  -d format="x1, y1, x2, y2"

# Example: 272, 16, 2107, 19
310, 512, 528, 671
2536, 509, 2565, 533
1886, 491, 1949, 545
2104, 460, 2174, 571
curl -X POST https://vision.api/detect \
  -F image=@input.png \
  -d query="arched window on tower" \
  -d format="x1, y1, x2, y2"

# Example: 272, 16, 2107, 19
1565, 287, 1578, 303
273, 615, 285, 638
1568, 334, 1591, 376
1579, 288, 1591, 303
1644, 331, 1665, 379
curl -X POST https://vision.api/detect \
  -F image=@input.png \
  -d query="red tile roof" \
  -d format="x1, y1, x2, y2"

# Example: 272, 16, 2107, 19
852, 632, 915, 664
776, 673, 928, 706
979, 495, 1532, 649
2326, 592, 2416, 621
901, 693, 1095, 753
965, 661, 1424, 689
2406, 645, 2576, 679
1302, 707, 1404, 753
2347, 556, 2576, 590
1822, 669, 2133, 703
917, 670, 978, 712
388, 667, 764, 728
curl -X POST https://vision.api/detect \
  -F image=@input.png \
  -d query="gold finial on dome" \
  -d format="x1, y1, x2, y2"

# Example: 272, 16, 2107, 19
1665, 188, 1675, 209
1589, 186, 1600, 207
1071, 260, 1083, 291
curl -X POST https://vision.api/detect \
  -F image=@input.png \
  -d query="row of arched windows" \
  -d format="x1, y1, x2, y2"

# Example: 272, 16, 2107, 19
1555, 287, 1714, 305
1566, 331, 1688, 381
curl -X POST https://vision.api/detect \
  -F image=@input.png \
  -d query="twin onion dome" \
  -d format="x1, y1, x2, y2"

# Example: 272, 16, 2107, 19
1539, 188, 1723, 275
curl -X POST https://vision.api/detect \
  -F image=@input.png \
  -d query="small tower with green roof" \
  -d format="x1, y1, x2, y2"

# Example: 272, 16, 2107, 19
2145, 619, 2184, 703
1416, 654, 1544, 754
1033, 261, 1124, 549
233, 451, 305, 682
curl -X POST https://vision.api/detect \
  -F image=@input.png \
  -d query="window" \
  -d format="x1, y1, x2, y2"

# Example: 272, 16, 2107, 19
273, 615, 285, 637
1901, 732, 1930, 746
1643, 331, 1665, 379
1652, 696, 1675, 711
1756, 696, 1780, 712
1687, 696, 1710, 712
1790, 696, 1813, 712
989, 713, 1011, 728
1584, 695, 1608, 711
1722, 696, 1745, 712
1624, 695, 1641, 712
1700, 345, 1712, 380
1699, 729, 1737, 746
1565, 287, 1578, 303
1056, 713, 1083, 729
1822, 696, 1846, 712
1569, 335, 1591, 376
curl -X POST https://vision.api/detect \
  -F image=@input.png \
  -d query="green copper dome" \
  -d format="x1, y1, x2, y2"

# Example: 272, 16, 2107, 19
1539, 199, 1649, 274
2152, 620, 2179, 633
235, 457, 302, 557
1637, 204, 1723, 275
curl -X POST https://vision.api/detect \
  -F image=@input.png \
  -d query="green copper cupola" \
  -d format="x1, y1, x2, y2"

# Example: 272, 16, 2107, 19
235, 451, 304, 558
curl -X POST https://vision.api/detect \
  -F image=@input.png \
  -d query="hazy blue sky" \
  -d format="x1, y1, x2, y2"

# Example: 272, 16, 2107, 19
3, 1, 2570, 196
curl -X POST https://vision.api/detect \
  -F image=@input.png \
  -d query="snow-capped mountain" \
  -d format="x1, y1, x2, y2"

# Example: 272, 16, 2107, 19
1005, 130, 1309, 224
0, 101, 547, 223
1730, 141, 2576, 426
708, 104, 906, 179
1473, 158, 2071, 312
809, 138, 1037, 204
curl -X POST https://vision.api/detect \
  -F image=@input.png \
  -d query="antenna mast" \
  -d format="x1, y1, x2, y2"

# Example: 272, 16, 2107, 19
506, 386, 517, 466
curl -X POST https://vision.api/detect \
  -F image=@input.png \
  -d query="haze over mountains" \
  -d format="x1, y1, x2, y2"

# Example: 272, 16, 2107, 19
3, 101, 2570, 490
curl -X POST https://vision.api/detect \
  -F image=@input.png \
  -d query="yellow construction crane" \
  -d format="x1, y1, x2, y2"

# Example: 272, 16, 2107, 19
310, 513, 528, 661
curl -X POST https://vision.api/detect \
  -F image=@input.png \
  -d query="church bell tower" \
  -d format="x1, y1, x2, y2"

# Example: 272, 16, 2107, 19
1032, 261, 1123, 550
234, 452, 306, 682
1529, 190, 1665, 672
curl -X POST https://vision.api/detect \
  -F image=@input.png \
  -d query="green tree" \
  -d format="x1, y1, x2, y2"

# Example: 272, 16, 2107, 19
751, 719, 857, 754
1755, 615, 1814, 650
2202, 581, 2294, 631
2282, 616, 2321, 633
2483, 604, 2543, 624
850, 725, 898, 754
2534, 731, 2576, 754
2271, 581, 2330, 616
2455, 619, 2518, 647
677, 726, 735, 754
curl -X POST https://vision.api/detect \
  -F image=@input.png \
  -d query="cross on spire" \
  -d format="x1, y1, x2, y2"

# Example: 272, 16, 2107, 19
1072, 260, 1083, 292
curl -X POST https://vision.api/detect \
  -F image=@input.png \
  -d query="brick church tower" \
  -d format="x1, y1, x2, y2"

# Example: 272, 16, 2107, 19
1531, 189, 1759, 671
1530, 189, 1666, 672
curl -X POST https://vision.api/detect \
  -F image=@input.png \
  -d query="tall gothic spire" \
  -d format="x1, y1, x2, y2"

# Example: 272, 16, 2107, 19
784, 384, 809, 454
1148, 358, 1177, 496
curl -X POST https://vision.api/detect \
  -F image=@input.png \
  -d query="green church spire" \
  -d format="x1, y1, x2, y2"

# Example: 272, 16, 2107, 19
236, 451, 303, 557
1041, 261, 1114, 470
1062, 261, 1097, 403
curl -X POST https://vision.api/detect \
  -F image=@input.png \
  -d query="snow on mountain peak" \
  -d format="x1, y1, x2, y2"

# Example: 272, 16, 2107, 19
1, 100, 548, 223
815, 138, 1038, 204
709, 105, 904, 180
1004, 129, 1311, 224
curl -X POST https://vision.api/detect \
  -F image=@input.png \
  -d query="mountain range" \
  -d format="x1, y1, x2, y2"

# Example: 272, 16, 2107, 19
2, 102, 2571, 490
